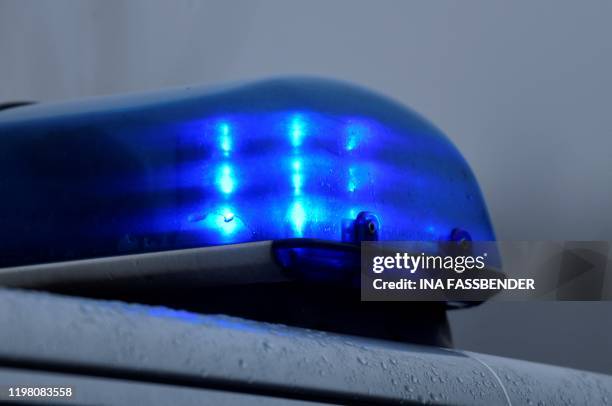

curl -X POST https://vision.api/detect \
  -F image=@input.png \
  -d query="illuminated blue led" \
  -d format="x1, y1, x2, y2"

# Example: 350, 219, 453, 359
346, 136, 358, 151
187, 207, 241, 238
292, 173, 303, 195
347, 167, 357, 192
289, 201, 306, 236
217, 164, 235, 195
291, 159, 303, 196
218, 122, 232, 155
216, 207, 237, 235
345, 122, 367, 151
290, 115, 306, 147
223, 211, 235, 222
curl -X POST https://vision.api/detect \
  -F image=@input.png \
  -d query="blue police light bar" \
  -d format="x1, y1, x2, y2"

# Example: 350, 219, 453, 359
0, 77, 495, 288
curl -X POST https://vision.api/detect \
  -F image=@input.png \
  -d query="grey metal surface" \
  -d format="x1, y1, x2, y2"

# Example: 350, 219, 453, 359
0, 242, 286, 289
0, 288, 610, 405
470, 353, 612, 406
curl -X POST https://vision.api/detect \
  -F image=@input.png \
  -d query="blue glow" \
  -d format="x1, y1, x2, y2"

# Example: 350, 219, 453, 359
218, 122, 232, 155
346, 136, 358, 151
166, 109, 492, 247
216, 207, 238, 235
347, 167, 357, 192
148, 307, 201, 323
187, 206, 242, 239
217, 164, 235, 195
291, 159, 303, 196
144, 307, 271, 334
289, 201, 306, 236
124, 109, 492, 247
345, 121, 367, 151
292, 173, 302, 195
290, 115, 306, 147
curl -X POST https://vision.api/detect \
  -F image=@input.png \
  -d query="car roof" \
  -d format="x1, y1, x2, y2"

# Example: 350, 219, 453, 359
1, 288, 610, 405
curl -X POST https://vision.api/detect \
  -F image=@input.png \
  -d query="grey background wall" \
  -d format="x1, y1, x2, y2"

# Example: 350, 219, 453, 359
1, 0, 611, 373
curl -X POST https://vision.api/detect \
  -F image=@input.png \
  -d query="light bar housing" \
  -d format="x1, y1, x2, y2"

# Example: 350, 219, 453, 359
0, 77, 495, 270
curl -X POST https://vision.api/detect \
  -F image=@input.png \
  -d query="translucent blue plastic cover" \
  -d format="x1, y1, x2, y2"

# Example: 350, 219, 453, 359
0, 77, 495, 267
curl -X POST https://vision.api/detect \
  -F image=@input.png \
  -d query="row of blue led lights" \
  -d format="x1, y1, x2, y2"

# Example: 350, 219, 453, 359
202, 113, 371, 239
289, 115, 306, 236
181, 112, 466, 243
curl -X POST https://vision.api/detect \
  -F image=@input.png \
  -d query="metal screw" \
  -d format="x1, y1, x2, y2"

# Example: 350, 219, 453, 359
368, 221, 376, 235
